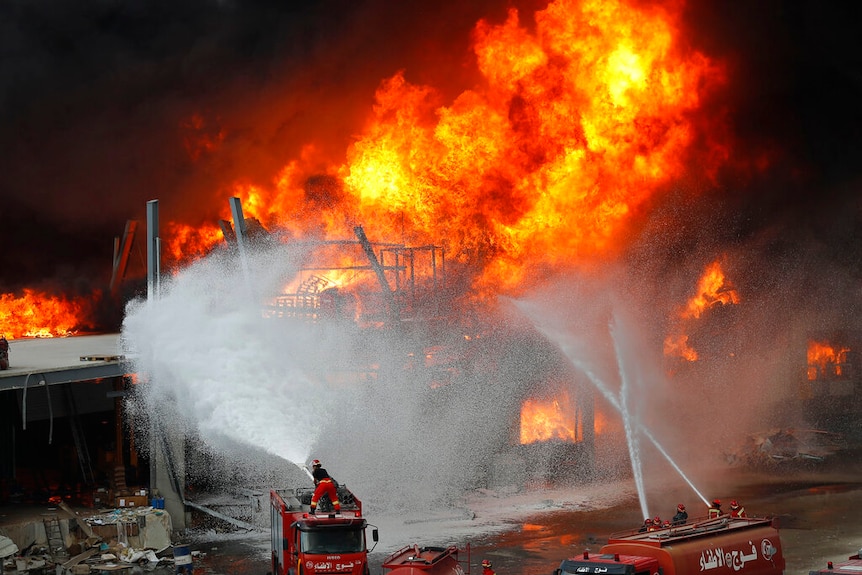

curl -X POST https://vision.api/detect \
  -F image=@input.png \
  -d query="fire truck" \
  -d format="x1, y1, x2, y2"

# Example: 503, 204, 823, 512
554, 515, 785, 575
808, 548, 862, 574
381, 545, 468, 575
269, 486, 378, 575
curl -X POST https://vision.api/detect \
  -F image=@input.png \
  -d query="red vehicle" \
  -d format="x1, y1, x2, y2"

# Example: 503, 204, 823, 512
269, 486, 378, 575
808, 549, 862, 574
381, 545, 468, 575
554, 515, 785, 575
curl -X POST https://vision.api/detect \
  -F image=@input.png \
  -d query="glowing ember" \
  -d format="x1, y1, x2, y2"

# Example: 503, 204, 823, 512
807, 341, 850, 380
520, 391, 579, 444
0, 289, 100, 339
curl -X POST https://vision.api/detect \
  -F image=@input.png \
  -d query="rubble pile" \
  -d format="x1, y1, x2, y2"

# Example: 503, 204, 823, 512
0, 502, 177, 574
725, 428, 847, 468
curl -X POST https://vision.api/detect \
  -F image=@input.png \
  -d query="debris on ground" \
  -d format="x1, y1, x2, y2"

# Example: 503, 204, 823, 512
0, 502, 176, 574
725, 428, 847, 468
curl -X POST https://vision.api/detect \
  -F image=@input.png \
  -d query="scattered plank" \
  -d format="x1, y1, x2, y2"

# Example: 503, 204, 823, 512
79, 355, 125, 362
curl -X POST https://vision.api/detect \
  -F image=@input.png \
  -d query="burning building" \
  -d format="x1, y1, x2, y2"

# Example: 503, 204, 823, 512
1, 0, 862, 518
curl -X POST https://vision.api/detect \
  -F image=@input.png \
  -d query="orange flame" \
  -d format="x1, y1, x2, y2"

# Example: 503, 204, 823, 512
664, 260, 739, 361
336, 0, 726, 293
164, 0, 728, 295
807, 340, 850, 380
663, 333, 699, 362
15, 0, 735, 334
520, 391, 579, 444
681, 261, 740, 319
0, 289, 100, 339
164, 221, 225, 267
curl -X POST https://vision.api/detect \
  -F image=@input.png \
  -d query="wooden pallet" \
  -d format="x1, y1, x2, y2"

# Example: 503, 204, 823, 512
79, 355, 125, 362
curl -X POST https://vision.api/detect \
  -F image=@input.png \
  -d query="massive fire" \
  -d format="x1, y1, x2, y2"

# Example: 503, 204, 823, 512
3, 0, 731, 339
0, 289, 101, 340
170, 0, 728, 288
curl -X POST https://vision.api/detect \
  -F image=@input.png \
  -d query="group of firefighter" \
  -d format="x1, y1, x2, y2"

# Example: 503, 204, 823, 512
639, 499, 746, 532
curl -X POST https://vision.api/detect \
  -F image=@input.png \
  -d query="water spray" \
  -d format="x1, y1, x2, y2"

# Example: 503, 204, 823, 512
517, 300, 707, 514
612, 320, 649, 520
640, 427, 708, 506
302, 465, 314, 482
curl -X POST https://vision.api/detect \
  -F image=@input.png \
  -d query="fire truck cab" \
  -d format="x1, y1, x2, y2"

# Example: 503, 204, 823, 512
270, 487, 378, 575
554, 515, 785, 575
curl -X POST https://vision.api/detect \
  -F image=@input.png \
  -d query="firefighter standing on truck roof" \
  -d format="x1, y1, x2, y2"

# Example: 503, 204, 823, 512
481, 559, 496, 575
309, 459, 340, 514
672, 503, 688, 525
638, 518, 653, 533
730, 500, 746, 517
708, 499, 723, 518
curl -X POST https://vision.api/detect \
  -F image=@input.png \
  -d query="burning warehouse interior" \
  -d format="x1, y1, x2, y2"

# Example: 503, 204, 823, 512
1, 0, 862, 531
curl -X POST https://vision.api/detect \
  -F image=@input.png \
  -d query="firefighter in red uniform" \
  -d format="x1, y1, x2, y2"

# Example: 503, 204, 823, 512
729, 500, 746, 517
481, 559, 496, 575
309, 459, 340, 514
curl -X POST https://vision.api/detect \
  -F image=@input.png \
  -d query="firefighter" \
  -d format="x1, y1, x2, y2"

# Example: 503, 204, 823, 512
639, 517, 653, 532
481, 559, 496, 575
730, 500, 746, 518
0, 335, 8, 370
672, 503, 688, 525
309, 459, 340, 514
708, 499, 723, 519
649, 515, 662, 531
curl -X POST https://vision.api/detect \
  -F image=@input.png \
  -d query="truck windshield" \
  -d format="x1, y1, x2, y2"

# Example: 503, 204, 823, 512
300, 529, 364, 554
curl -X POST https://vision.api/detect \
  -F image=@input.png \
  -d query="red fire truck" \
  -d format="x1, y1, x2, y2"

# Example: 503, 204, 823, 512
808, 548, 862, 574
554, 515, 785, 575
269, 486, 378, 575
381, 545, 468, 575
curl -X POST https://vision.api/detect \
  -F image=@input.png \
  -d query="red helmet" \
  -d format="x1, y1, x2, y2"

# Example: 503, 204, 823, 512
730, 500, 739, 508
663, 520, 671, 527
712, 499, 721, 507
677, 503, 686, 512
482, 560, 492, 568
644, 518, 653, 525
653, 516, 661, 524
312, 459, 321, 467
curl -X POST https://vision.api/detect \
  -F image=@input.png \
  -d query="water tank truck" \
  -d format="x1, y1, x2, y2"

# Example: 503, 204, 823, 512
269, 485, 378, 575
808, 548, 862, 574
553, 515, 785, 575
381, 545, 468, 575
